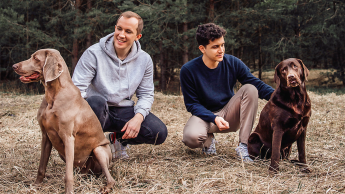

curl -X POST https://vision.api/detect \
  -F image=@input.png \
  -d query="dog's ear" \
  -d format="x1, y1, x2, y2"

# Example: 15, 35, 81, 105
297, 59, 309, 81
274, 62, 282, 87
43, 51, 63, 84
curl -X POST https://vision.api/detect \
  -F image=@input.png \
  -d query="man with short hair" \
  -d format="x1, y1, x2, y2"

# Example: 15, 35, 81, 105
180, 23, 274, 161
72, 11, 167, 159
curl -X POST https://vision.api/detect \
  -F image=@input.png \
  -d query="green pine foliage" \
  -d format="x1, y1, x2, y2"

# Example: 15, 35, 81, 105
0, 0, 344, 91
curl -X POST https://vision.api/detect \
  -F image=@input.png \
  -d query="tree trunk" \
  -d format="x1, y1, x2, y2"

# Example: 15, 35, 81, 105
153, 54, 158, 80
296, 0, 302, 59
182, 22, 188, 65
26, 2, 29, 58
323, 56, 328, 69
159, 42, 166, 91
252, 51, 256, 70
338, 47, 345, 86
209, 0, 215, 22
86, 0, 92, 48
72, 0, 81, 73
258, 25, 262, 80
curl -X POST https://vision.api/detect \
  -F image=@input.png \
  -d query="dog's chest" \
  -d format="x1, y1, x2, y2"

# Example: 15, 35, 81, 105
41, 108, 59, 129
282, 116, 307, 141
39, 109, 66, 150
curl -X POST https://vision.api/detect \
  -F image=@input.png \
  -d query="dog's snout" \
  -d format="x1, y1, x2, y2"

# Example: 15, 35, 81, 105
12, 64, 19, 70
288, 74, 295, 79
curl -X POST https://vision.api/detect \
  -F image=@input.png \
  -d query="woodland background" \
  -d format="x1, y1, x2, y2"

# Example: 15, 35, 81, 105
0, 0, 344, 93
1, 1, 345, 193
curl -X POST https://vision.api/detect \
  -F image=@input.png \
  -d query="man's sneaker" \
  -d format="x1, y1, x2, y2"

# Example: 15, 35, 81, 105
235, 143, 253, 162
202, 137, 217, 155
107, 132, 129, 159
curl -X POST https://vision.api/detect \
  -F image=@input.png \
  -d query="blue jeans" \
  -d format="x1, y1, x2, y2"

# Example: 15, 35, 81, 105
86, 96, 168, 146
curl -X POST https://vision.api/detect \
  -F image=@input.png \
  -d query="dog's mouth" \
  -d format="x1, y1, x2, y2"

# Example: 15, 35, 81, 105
288, 78, 300, 87
19, 72, 41, 83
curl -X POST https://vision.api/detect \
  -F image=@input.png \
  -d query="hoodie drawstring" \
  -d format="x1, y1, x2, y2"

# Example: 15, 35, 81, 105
125, 63, 131, 100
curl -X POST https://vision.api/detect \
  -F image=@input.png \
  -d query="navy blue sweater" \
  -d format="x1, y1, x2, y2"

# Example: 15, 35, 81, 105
180, 54, 274, 123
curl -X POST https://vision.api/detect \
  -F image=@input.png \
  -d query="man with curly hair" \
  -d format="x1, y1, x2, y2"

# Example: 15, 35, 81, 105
180, 23, 274, 161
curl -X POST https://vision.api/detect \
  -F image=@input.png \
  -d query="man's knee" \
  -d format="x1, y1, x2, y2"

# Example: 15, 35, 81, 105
154, 124, 168, 145
86, 96, 107, 111
242, 84, 258, 96
182, 133, 206, 149
144, 113, 168, 145
241, 84, 259, 102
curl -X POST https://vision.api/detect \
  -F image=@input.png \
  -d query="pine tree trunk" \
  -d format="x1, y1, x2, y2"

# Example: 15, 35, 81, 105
209, 0, 215, 22
72, 0, 81, 73
252, 51, 256, 70
26, 2, 29, 59
159, 42, 166, 91
338, 47, 345, 86
296, 0, 302, 59
182, 22, 188, 65
153, 54, 158, 80
86, 0, 92, 48
258, 25, 262, 80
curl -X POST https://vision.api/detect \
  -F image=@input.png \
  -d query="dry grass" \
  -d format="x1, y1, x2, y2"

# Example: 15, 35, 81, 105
1, 89, 345, 193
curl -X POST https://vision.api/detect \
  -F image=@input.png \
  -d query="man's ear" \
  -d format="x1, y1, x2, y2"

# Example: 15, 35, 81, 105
274, 62, 282, 88
199, 45, 205, 54
297, 59, 309, 81
135, 33, 142, 41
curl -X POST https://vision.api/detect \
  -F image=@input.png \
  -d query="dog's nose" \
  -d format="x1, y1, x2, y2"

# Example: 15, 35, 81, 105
12, 64, 19, 70
288, 74, 295, 79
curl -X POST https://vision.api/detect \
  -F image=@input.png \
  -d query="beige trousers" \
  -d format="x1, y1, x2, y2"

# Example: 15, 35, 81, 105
182, 84, 259, 148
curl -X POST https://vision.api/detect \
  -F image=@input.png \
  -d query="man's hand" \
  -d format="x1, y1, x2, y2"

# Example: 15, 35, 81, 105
121, 113, 144, 139
215, 116, 229, 131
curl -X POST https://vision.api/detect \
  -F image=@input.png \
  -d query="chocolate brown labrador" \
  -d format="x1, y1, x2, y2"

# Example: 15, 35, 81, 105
12, 49, 115, 193
248, 58, 311, 173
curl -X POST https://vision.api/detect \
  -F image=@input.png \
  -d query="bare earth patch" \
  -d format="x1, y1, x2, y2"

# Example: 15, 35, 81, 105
0, 91, 344, 193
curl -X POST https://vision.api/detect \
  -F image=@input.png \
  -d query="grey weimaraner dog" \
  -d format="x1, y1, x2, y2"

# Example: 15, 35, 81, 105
12, 49, 115, 194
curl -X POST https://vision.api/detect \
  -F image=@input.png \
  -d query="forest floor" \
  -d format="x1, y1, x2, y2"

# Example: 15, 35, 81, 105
0, 69, 344, 193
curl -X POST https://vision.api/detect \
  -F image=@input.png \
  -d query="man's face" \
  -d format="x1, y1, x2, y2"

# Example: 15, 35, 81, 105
114, 16, 142, 50
199, 36, 225, 63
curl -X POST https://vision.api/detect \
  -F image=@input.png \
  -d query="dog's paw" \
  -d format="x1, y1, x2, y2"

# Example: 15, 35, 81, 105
290, 159, 300, 164
268, 165, 279, 175
300, 167, 312, 173
28, 182, 43, 194
290, 160, 311, 173
100, 186, 111, 194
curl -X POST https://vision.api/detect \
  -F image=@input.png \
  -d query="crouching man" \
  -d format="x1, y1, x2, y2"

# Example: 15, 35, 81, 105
72, 11, 168, 159
180, 23, 274, 161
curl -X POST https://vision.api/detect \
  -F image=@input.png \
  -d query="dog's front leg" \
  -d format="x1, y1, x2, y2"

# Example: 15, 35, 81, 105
64, 135, 75, 194
296, 129, 311, 172
35, 130, 52, 184
270, 130, 283, 173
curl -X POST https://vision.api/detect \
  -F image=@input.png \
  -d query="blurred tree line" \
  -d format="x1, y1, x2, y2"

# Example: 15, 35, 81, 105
0, 0, 344, 93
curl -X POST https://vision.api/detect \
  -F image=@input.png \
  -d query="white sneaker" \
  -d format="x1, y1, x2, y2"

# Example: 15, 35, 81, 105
202, 137, 217, 155
235, 143, 253, 162
106, 132, 129, 159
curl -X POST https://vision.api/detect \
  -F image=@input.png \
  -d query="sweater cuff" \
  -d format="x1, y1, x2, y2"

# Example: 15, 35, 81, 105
135, 108, 148, 120
210, 114, 217, 124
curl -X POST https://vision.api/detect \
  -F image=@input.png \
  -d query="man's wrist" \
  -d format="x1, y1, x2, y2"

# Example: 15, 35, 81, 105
135, 113, 144, 122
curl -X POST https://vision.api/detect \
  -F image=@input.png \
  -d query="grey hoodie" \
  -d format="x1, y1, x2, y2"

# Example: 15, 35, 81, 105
72, 33, 154, 119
